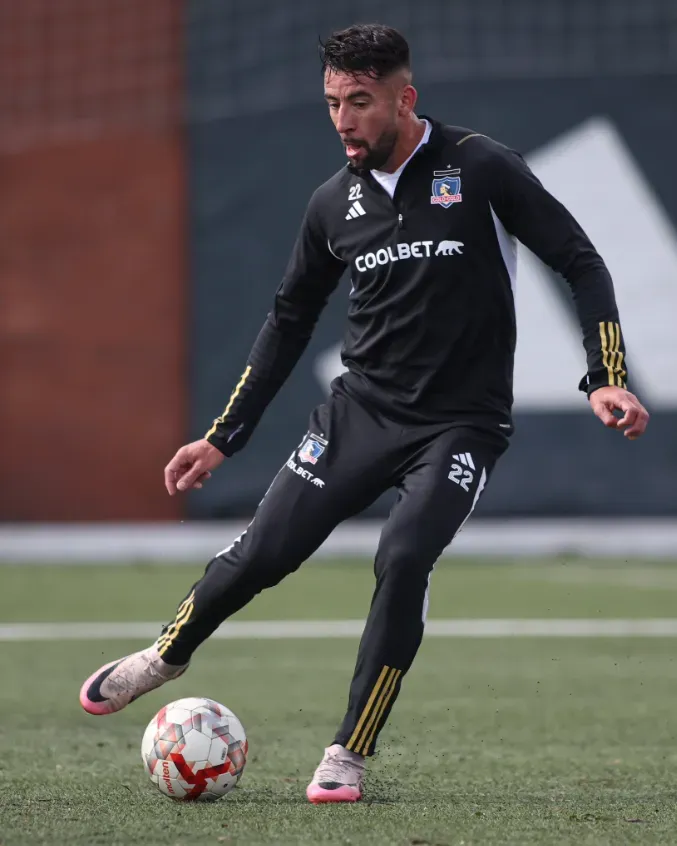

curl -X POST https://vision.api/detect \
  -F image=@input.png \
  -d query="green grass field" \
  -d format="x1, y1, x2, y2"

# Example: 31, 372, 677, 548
2, 558, 677, 846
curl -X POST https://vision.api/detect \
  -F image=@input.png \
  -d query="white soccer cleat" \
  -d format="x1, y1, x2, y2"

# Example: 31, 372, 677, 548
79, 646, 188, 716
306, 744, 365, 803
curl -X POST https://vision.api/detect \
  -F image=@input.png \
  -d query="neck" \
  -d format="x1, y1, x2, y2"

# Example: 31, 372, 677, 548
377, 115, 426, 173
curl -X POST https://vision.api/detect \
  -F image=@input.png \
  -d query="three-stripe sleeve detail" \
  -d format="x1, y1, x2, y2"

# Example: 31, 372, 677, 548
599, 322, 627, 388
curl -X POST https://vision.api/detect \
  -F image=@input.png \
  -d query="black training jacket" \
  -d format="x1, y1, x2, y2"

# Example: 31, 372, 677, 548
206, 117, 627, 456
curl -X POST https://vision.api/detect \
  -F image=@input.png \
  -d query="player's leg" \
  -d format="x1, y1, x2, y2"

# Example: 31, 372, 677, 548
80, 392, 395, 716
307, 427, 506, 801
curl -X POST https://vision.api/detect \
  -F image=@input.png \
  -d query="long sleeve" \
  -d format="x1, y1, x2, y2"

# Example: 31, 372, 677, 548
205, 190, 346, 456
489, 145, 628, 396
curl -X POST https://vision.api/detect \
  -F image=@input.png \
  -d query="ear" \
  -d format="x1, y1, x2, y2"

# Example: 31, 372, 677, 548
398, 84, 418, 117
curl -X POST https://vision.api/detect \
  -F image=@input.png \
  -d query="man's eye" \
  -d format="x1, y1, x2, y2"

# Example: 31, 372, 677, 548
354, 102, 368, 109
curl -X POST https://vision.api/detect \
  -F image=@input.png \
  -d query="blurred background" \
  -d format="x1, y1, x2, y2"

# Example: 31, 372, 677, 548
1, 0, 677, 558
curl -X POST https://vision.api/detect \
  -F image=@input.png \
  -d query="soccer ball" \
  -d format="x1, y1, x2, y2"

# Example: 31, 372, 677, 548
141, 697, 248, 800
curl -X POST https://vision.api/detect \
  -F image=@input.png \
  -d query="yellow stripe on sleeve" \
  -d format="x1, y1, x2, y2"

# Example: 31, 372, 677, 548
456, 133, 487, 146
616, 348, 627, 388
205, 365, 252, 439
608, 322, 618, 377
598, 321, 628, 389
612, 322, 627, 388
599, 322, 613, 386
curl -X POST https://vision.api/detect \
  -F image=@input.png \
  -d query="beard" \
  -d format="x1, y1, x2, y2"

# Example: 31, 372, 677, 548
347, 126, 398, 171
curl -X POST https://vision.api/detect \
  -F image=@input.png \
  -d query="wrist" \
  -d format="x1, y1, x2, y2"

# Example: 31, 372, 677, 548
205, 431, 231, 457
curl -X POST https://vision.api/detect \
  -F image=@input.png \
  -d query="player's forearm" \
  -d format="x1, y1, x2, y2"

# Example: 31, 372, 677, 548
567, 264, 628, 395
205, 313, 314, 457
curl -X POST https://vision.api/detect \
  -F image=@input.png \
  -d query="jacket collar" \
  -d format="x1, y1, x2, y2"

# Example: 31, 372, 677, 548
418, 115, 446, 152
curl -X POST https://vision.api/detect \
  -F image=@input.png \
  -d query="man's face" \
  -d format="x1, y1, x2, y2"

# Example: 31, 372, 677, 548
324, 70, 400, 171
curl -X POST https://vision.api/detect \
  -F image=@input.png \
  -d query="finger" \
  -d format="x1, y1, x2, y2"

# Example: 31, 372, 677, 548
190, 471, 212, 491
624, 408, 650, 439
593, 403, 618, 428
164, 461, 181, 496
615, 405, 639, 430
177, 461, 205, 492
164, 454, 191, 496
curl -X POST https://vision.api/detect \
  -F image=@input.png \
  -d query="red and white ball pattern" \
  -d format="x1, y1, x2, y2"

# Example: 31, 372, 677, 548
141, 697, 248, 800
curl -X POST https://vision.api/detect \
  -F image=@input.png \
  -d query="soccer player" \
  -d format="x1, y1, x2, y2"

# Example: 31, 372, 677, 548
80, 24, 649, 803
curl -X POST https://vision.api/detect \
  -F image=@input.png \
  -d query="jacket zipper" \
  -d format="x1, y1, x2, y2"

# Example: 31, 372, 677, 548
364, 148, 428, 230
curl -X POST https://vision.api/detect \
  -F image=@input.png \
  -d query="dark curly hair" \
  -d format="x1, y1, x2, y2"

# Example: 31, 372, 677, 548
319, 23, 411, 81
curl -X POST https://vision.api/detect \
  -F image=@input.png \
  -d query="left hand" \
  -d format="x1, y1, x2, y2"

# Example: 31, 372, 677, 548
589, 386, 649, 440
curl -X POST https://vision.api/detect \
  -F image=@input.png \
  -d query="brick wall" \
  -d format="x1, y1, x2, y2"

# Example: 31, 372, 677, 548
0, 1, 186, 519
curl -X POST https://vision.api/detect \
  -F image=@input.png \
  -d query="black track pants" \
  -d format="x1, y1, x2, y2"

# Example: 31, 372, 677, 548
157, 389, 507, 755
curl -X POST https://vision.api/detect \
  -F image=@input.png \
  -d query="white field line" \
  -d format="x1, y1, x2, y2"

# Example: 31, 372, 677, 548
4, 619, 677, 641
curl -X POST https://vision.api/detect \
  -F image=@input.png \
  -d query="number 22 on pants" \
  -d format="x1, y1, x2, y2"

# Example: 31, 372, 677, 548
448, 452, 475, 492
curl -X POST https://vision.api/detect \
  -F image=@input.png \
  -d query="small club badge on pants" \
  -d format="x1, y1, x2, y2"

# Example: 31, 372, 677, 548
298, 434, 328, 465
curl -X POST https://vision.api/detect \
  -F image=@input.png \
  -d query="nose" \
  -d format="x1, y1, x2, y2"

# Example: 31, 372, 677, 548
335, 104, 356, 135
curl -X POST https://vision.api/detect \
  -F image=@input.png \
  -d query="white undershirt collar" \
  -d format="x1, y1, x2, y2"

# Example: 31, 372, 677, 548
370, 119, 432, 199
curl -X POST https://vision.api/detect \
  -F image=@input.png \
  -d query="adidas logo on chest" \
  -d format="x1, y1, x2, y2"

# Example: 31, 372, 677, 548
345, 200, 367, 220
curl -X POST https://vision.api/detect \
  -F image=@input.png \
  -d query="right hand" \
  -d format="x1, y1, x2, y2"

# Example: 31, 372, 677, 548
164, 439, 226, 495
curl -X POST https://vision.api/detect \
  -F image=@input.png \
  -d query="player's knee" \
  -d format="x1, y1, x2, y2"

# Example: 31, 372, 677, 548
375, 536, 430, 582
212, 539, 301, 589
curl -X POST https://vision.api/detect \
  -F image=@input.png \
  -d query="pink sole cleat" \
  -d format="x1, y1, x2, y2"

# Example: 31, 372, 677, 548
79, 647, 187, 716
80, 658, 129, 715
306, 782, 362, 804
306, 743, 365, 804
